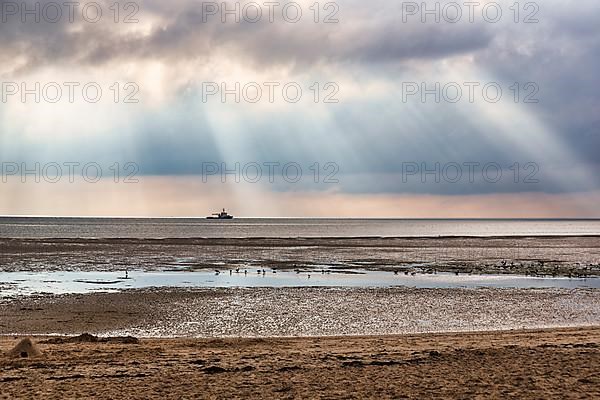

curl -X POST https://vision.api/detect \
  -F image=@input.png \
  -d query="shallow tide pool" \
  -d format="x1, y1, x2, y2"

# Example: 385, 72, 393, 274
1, 269, 599, 296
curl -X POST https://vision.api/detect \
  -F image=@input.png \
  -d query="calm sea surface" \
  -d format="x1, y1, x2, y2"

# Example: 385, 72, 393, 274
1, 217, 599, 238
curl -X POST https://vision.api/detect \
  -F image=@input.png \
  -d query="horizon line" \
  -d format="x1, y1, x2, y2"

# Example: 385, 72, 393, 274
2, 215, 600, 221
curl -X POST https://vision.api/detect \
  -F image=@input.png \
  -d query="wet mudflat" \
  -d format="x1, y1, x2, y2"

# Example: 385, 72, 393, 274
1, 236, 600, 278
2, 287, 599, 337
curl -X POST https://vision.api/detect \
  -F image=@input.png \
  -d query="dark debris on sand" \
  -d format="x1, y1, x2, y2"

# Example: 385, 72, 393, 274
41, 333, 139, 345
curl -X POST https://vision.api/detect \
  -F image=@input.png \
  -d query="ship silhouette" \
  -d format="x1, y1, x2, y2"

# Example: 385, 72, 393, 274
206, 208, 234, 219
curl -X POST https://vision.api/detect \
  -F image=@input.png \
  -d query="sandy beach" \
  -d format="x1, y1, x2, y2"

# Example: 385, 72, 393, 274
2, 285, 599, 397
2, 327, 599, 399
2, 235, 600, 397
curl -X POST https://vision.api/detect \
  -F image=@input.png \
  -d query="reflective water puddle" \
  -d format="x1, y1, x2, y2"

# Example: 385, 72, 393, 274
1, 269, 599, 296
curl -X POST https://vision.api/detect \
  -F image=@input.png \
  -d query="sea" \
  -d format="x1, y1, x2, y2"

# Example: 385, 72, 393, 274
0, 217, 599, 239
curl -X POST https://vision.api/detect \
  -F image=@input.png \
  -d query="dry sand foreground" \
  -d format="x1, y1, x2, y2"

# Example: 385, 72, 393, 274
1, 327, 599, 399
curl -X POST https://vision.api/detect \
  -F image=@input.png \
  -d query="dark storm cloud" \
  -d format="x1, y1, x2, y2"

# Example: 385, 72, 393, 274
0, 0, 493, 73
472, 2, 600, 166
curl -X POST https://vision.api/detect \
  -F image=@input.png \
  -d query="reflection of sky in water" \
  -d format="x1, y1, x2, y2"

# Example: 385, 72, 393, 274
2, 218, 600, 238
1, 270, 599, 296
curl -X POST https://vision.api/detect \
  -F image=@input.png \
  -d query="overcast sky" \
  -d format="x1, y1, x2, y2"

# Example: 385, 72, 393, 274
1, 0, 599, 217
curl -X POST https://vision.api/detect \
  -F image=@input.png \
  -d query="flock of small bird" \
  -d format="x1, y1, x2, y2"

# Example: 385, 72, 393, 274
121, 260, 599, 282
210, 267, 423, 278
213, 268, 317, 278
